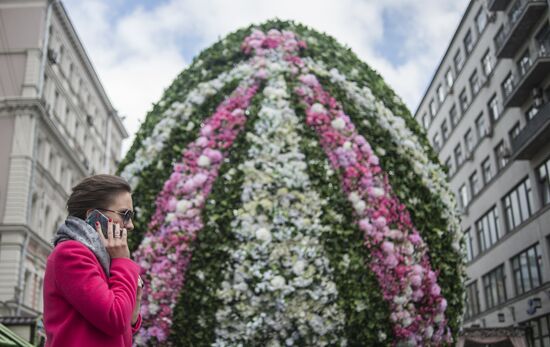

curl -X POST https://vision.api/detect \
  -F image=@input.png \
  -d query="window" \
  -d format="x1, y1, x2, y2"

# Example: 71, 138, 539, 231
518, 49, 532, 76
441, 119, 450, 141
445, 156, 454, 176
465, 281, 480, 319
470, 69, 481, 95
526, 313, 550, 347
68, 62, 74, 81
445, 68, 454, 88
459, 88, 469, 112
495, 25, 506, 48
53, 90, 60, 116
422, 113, 431, 130
437, 84, 445, 103
538, 157, 550, 206
495, 141, 509, 171
503, 177, 534, 230
526, 105, 539, 121
488, 94, 501, 121
511, 244, 542, 296
464, 128, 475, 153
432, 133, 441, 151
454, 50, 464, 72
450, 104, 459, 127
58, 45, 64, 65
482, 156, 494, 184
464, 29, 474, 55
429, 99, 437, 117
482, 50, 493, 76
509, 121, 521, 141
464, 229, 475, 262
455, 143, 464, 167
475, 8, 487, 34
470, 170, 481, 196
476, 206, 501, 252
509, 0, 523, 23
475, 113, 488, 139
459, 183, 469, 208
483, 265, 507, 309
502, 73, 515, 98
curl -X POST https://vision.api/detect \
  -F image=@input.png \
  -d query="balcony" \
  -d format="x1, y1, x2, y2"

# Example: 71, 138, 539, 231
489, 0, 511, 11
503, 42, 550, 107
494, 0, 547, 58
510, 101, 550, 160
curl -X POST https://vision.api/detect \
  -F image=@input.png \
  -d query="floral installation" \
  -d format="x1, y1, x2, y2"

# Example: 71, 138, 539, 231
118, 20, 464, 347
213, 76, 346, 346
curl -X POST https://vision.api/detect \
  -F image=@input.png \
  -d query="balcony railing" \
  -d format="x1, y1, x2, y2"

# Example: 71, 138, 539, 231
494, 0, 547, 58
503, 41, 550, 107
511, 101, 550, 160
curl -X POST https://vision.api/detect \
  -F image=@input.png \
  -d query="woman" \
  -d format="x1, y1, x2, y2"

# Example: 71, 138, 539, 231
43, 174, 143, 347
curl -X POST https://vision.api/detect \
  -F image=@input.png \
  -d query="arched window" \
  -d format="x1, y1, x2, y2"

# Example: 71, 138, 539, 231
43, 206, 50, 235
30, 193, 39, 229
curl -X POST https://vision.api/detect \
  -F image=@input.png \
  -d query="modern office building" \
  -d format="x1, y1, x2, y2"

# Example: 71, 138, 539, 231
0, 0, 127, 340
415, 0, 550, 344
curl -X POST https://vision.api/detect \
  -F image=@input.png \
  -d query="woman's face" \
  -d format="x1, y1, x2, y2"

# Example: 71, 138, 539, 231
102, 191, 135, 231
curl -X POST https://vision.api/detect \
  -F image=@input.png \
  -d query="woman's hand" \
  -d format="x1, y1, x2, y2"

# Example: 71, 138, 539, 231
132, 276, 144, 325
96, 219, 130, 259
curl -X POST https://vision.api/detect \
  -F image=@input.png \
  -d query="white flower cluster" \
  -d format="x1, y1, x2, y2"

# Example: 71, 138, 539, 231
303, 58, 463, 253
213, 76, 346, 347
121, 61, 258, 189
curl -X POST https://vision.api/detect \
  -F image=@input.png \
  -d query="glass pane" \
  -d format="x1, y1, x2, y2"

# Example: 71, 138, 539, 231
521, 253, 532, 292
514, 269, 523, 295
529, 248, 541, 287
518, 183, 530, 222
511, 191, 521, 228
541, 317, 549, 336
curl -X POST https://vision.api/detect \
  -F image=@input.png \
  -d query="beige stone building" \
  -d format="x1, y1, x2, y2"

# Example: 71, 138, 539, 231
0, 0, 127, 334
415, 0, 550, 345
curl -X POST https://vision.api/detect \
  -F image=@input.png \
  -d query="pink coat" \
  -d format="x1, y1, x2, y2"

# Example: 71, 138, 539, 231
43, 240, 142, 347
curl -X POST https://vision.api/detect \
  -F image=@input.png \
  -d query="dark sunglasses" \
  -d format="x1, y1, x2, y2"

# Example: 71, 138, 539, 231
97, 208, 135, 225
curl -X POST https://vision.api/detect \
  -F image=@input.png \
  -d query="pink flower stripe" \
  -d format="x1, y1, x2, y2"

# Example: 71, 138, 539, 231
295, 73, 451, 345
133, 84, 259, 343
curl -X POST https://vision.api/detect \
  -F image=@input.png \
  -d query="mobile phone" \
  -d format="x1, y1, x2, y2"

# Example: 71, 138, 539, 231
86, 209, 110, 238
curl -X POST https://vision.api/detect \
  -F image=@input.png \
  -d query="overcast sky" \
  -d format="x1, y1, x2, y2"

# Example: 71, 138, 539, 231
63, 0, 469, 153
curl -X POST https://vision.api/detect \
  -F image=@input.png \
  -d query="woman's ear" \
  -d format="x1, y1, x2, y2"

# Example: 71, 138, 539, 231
85, 209, 93, 219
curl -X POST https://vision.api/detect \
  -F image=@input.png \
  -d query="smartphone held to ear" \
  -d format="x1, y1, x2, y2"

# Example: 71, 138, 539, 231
86, 209, 109, 238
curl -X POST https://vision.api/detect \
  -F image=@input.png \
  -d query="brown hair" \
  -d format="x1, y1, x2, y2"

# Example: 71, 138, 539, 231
67, 174, 132, 219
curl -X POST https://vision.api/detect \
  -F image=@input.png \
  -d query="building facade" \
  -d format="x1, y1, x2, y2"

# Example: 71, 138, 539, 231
0, 0, 127, 324
414, 0, 550, 344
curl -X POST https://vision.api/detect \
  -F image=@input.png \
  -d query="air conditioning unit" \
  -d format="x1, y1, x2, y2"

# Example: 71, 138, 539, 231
488, 12, 497, 23
47, 49, 58, 65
